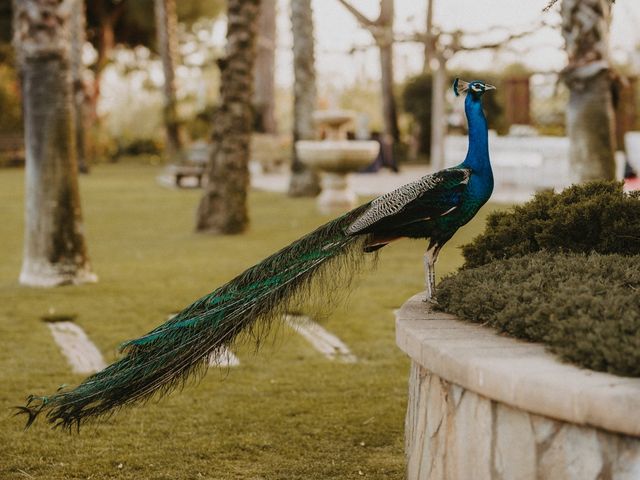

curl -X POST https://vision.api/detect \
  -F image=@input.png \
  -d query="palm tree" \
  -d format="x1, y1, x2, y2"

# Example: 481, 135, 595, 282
288, 0, 320, 197
196, 0, 261, 233
154, 0, 184, 162
13, 0, 97, 286
560, 0, 616, 181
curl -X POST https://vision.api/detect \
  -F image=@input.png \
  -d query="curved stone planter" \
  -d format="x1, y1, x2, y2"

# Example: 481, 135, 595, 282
396, 293, 640, 480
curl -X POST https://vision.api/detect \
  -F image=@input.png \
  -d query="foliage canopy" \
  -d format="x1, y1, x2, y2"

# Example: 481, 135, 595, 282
462, 181, 640, 268
86, 0, 225, 53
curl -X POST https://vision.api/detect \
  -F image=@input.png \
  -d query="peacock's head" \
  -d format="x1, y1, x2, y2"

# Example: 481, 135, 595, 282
453, 79, 496, 99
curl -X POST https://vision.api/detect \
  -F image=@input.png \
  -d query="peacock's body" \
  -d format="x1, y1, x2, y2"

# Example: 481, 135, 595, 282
349, 78, 494, 298
18, 79, 495, 430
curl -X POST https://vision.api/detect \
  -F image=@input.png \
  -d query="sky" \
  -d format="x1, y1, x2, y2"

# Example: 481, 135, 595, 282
272, 0, 640, 88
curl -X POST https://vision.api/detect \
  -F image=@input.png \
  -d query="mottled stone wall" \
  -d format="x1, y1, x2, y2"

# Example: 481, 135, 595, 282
406, 363, 640, 480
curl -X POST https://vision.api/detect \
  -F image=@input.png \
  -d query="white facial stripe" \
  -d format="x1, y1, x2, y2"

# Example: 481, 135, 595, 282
471, 84, 483, 92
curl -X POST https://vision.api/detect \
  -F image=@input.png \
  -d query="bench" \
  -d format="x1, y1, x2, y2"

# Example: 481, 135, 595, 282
166, 141, 211, 187
166, 164, 205, 187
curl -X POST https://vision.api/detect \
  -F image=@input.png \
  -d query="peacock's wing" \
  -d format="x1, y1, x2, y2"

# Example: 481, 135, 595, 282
346, 168, 471, 236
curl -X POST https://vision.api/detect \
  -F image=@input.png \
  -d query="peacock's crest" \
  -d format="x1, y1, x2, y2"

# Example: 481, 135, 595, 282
454, 78, 496, 97
453, 78, 470, 96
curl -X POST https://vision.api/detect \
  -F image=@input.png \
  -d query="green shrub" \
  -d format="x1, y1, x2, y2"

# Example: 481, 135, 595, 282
436, 252, 640, 377
463, 181, 640, 268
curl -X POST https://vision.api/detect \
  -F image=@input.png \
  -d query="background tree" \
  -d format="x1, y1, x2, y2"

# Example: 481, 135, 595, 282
288, 0, 320, 197
253, 0, 278, 134
13, 0, 97, 287
404, 6, 544, 169
84, 0, 224, 124
85, 0, 127, 121
337, 0, 400, 148
154, 0, 184, 162
560, 0, 616, 181
196, 0, 261, 234
70, 0, 89, 173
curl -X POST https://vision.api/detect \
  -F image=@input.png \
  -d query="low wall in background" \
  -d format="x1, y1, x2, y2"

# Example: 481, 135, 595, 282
445, 133, 628, 192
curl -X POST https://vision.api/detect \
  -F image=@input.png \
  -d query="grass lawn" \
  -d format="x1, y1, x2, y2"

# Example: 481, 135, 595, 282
0, 163, 499, 480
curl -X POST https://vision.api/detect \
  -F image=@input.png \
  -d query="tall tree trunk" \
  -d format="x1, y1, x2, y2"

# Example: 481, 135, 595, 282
155, 0, 183, 162
196, 0, 261, 233
376, 0, 399, 145
422, 0, 434, 73
430, 55, 446, 170
14, 0, 97, 287
561, 0, 616, 182
253, 0, 277, 134
288, 0, 320, 197
70, 0, 89, 173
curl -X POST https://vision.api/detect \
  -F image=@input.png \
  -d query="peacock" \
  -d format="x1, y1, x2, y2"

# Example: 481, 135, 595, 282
17, 78, 495, 430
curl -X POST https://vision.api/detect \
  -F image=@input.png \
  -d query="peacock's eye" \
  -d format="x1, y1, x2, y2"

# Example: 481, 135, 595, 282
471, 84, 483, 92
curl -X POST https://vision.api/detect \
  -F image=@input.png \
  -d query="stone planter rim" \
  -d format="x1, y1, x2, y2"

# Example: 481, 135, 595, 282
396, 292, 640, 438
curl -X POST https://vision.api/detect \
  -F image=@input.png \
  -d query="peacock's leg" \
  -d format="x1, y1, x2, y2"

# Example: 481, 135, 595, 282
423, 246, 441, 303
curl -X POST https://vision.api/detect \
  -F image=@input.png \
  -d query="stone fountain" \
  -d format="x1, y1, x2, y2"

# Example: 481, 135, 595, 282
296, 110, 380, 213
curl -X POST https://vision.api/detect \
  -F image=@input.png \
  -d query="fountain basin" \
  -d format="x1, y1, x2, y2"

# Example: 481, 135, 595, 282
295, 108, 380, 213
296, 139, 379, 213
296, 140, 380, 173
312, 109, 357, 134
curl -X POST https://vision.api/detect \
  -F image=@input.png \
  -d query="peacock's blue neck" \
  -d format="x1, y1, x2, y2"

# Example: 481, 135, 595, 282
461, 94, 491, 176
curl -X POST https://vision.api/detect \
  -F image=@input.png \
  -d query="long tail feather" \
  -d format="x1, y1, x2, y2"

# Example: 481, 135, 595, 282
18, 205, 373, 430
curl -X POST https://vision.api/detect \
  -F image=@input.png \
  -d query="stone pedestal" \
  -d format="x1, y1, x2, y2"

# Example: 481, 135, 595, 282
396, 293, 640, 480
317, 172, 357, 213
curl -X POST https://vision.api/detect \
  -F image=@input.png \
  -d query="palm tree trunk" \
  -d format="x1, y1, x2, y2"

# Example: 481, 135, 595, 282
253, 0, 277, 134
196, 0, 261, 234
14, 0, 97, 287
561, 0, 616, 182
155, 0, 183, 162
288, 0, 320, 197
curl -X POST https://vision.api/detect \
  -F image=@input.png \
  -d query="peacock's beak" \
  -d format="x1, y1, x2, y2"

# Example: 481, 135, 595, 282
485, 84, 497, 91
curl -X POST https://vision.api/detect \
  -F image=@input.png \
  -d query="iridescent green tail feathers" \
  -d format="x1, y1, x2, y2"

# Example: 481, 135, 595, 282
18, 205, 372, 430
